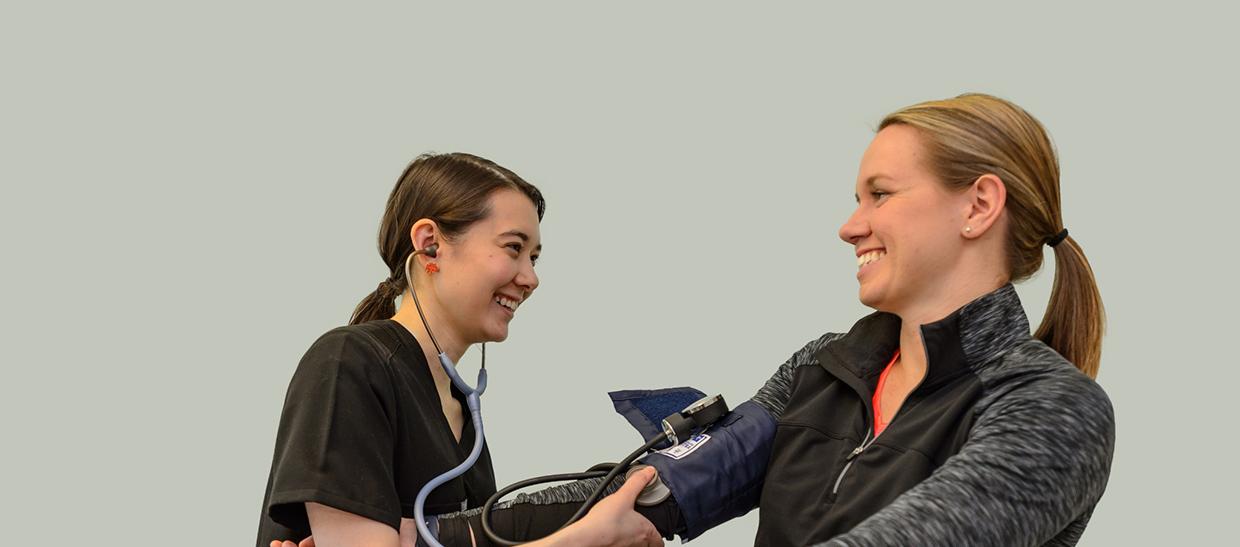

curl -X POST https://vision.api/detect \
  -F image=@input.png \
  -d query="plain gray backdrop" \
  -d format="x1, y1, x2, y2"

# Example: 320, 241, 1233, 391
3, 2, 1236, 545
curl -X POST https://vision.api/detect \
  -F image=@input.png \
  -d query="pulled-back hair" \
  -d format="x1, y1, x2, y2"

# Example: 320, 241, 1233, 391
880, 94, 1105, 377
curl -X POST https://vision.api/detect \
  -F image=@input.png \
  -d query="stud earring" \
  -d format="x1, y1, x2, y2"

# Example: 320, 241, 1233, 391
965, 226, 973, 233
425, 263, 439, 274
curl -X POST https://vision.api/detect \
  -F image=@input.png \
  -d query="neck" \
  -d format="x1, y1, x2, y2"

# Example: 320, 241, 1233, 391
893, 277, 1007, 381
391, 290, 469, 395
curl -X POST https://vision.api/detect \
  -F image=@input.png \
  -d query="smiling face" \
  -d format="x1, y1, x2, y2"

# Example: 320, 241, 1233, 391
434, 189, 542, 344
839, 124, 973, 316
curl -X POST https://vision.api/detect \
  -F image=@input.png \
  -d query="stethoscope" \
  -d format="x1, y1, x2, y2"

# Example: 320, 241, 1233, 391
406, 244, 489, 547
407, 243, 729, 546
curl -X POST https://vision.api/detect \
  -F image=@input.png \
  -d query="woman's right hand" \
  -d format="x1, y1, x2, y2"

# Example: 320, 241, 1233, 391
530, 466, 664, 547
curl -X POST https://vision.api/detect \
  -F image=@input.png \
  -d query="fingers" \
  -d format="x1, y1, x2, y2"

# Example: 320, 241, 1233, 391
615, 466, 658, 504
299, 537, 316, 547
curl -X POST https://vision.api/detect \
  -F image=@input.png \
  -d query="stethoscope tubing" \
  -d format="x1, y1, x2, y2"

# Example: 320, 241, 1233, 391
407, 251, 489, 547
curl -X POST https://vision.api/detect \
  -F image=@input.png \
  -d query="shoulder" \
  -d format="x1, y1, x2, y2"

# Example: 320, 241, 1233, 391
750, 332, 846, 417
292, 322, 405, 388
793, 331, 846, 367
302, 321, 403, 364
975, 339, 1115, 446
986, 340, 1112, 408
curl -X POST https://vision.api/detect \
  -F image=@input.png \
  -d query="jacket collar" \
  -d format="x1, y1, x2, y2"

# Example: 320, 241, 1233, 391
816, 283, 1030, 390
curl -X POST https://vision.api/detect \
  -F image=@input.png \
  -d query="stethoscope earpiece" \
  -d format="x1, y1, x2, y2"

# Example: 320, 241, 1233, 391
414, 243, 439, 258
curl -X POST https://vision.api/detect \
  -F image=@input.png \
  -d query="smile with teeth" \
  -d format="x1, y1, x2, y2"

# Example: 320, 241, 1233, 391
857, 250, 886, 269
495, 295, 521, 312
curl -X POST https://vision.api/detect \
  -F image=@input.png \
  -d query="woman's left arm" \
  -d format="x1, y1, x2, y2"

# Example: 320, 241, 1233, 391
822, 368, 1116, 547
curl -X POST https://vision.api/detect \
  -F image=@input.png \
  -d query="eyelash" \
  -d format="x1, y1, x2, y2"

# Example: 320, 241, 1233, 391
506, 243, 539, 266
870, 191, 889, 201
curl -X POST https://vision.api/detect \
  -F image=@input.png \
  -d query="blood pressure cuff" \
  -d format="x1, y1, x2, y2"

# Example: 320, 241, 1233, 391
608, 389, 777, 541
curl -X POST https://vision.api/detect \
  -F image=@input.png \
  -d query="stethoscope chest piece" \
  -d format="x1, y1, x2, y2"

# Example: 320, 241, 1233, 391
625, 464, 672, 506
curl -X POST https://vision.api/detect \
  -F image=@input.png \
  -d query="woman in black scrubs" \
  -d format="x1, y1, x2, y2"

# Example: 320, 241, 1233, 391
257, 153, 662, 547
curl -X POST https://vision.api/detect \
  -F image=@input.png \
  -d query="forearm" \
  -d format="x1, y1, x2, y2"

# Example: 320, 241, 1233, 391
435, 486, 683, 546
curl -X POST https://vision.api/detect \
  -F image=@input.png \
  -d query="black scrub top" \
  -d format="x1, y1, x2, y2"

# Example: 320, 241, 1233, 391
256, 319, 496, 545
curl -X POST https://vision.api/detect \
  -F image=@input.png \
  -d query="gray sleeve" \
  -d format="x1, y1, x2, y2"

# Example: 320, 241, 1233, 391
819, 365, 1116, 547
441, 476, 618, 519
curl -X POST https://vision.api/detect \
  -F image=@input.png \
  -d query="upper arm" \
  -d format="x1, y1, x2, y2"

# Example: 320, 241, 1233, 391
751, 332, 842, 418
305, 502, 400, 547
826, 372, 1116, 547
265, 330, 403, 533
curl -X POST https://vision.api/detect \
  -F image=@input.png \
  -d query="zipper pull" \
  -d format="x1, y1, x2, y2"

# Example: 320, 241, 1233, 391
846, 445, 865, 461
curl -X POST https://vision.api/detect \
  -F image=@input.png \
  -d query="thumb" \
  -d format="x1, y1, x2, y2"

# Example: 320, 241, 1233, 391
616, 466, 657, 504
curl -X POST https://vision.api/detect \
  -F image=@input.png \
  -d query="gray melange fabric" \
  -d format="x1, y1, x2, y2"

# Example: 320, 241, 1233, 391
442, 476, 619, 520
815, 336, 1114, 547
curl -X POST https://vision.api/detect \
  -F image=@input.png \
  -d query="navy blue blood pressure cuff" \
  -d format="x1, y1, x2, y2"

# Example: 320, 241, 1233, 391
608, 388, 777, 541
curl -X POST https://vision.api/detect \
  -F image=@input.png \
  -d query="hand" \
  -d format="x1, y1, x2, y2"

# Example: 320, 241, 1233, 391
546, 466, 664, 547
269, 539, 314, 547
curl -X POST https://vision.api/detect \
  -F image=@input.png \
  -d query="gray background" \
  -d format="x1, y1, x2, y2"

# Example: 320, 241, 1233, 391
3, 2, 1236, 545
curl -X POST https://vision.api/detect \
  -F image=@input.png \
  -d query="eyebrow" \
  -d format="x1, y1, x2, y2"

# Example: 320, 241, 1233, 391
500, 230, 542, 252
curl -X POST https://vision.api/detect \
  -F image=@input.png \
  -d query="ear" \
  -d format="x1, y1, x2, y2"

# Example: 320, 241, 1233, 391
409, 219, 440, 256
962, 174, 1006, 240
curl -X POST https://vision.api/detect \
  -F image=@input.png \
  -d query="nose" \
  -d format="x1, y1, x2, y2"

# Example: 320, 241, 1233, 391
838, 205, 869, 246
516, 259, 539, 298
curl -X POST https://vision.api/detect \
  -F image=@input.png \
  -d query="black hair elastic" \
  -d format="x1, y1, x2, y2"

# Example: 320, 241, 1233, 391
1047, 229, 1069, 248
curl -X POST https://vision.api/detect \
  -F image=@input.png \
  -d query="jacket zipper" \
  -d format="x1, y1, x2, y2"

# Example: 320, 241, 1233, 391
831, 427, 877, 495
831, 338, 930, 497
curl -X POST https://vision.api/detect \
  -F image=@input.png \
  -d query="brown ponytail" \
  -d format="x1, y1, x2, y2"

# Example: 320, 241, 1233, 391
348, 153, 545, 326
350, 279, 404, 328
1035, 235, 1106, 378
880, 94, 1106, 377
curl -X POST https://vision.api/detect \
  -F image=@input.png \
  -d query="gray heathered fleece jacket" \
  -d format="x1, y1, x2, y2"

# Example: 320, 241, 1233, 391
754, 283, 1115, 546
438, 284, 1115, 546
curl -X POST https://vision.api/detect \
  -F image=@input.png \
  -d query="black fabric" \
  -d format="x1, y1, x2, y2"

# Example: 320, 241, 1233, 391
756, 295, 989, 545
255, 320, 496, 546
438, 497, 684, 546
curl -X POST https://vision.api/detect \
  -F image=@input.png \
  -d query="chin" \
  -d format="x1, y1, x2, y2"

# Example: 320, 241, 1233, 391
857, 284, 882, 309
484, 326, 510, 343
